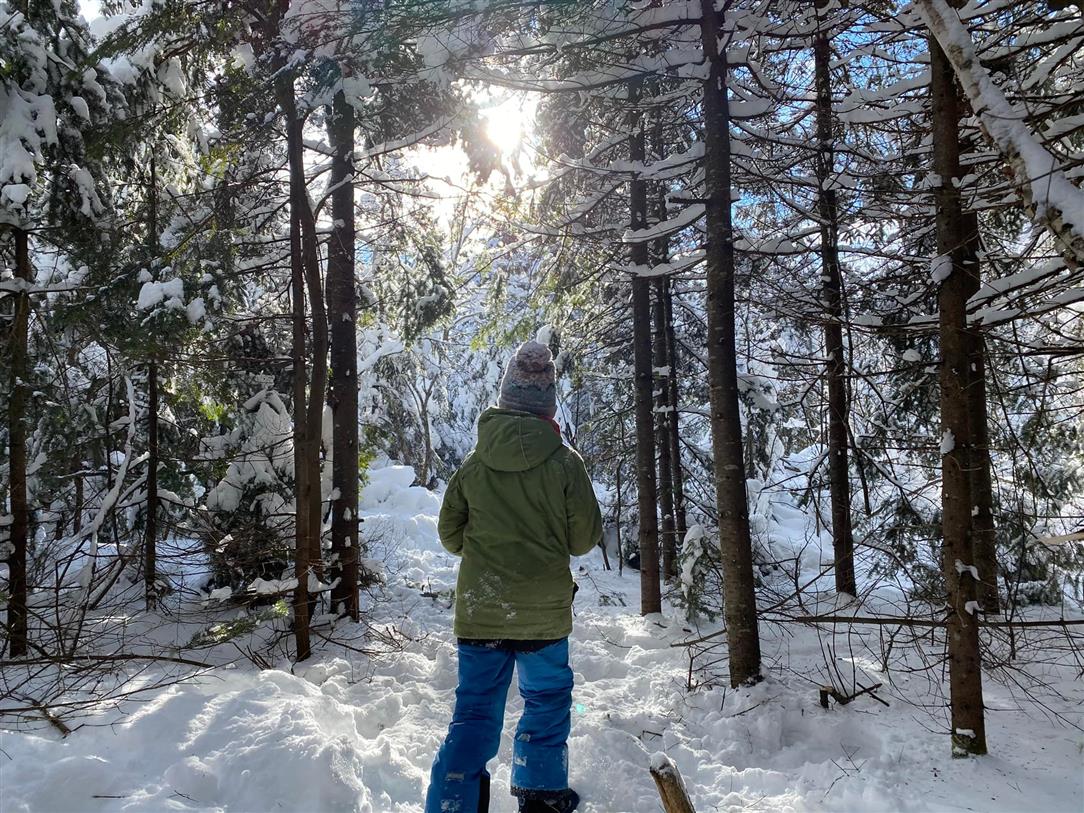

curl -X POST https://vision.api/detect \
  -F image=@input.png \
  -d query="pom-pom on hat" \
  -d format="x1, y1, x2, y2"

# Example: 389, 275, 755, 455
498, 340, 557, 417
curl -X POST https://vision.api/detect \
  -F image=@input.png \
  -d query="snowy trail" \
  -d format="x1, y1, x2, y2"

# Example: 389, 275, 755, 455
2, 466, 1082, 812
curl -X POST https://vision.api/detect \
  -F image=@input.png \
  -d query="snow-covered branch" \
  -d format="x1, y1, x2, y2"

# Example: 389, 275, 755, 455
915, 0, 1084, 268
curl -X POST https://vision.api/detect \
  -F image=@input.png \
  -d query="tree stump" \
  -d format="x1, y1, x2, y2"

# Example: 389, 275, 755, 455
649, 753, 697, 813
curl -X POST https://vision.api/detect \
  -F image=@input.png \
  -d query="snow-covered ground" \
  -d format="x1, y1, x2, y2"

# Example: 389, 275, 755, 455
2, 466, 1082, 812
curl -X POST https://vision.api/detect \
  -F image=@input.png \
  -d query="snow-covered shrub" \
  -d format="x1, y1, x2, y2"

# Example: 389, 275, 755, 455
198, 389, 295, 591
676, 525, 723, 621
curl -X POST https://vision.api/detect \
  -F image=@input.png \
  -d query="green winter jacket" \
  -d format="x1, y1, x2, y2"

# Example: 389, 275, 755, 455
438, 407, 603, 640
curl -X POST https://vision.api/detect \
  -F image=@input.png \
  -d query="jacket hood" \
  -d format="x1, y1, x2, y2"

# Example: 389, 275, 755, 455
474, 407, 562, 472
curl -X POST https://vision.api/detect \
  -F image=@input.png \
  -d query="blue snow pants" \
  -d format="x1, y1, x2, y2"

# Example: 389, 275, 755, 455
424, 638, 573, 813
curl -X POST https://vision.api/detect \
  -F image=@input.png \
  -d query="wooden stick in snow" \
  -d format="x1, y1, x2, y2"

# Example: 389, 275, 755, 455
649, 753, 697, 813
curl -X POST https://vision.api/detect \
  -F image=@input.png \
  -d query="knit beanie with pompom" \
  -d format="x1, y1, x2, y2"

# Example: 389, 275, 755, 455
498, 340, 557, 417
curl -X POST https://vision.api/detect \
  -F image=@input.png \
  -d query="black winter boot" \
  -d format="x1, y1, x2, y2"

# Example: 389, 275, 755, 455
516, 788, 580, 813
478, 773, 490, 812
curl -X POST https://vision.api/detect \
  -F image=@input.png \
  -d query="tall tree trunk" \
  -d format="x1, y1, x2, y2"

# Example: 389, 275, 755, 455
6, 228, 30, 657
813, 13, 857, 599
326, 88, 360, 621
662, 279, 688, 544
212, 75, 239, 277
630, 96, 661, 615
301, 230, 328, 601
276, 67, 313, 661
283, 76, 329, 614
962, 212, 999, 612
145, 361, 158, 610
967, 348, 999, 611
145, 153, 159, 611
415, 381, 435, 488
615, 446, 624, 578
653, 278, 677, 581
698, 0, 762, 687
931, 29, 988, 757
649, 119, 678, 582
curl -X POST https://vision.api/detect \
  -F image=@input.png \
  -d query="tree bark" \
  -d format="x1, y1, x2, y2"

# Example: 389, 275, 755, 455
653, 278, 677, 581
662, 279, 688, 544
649, 117, 678, 582
931, 28, 988, 756
145, 361, 158, 610
6, 228, 31, 658
275, 67, 313, 661
145, 153, 159, 612
326, 88, 360, 620
630, 95, 661, 615
299, 195, 328, 601
698, 0, 762, 687
813, 15, 857, 599
616, 450, 624, 578
212, 73, 239, 278
961, 212, 999, 612
420, 385, 435, 488
967, 340, 999, 612
287, 85, 329, 604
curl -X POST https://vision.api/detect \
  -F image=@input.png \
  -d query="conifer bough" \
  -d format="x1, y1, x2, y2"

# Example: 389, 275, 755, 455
915, 0, 1084, 269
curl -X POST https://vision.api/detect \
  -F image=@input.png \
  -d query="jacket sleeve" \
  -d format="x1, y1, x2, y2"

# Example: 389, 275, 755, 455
438, 465, 468, 556
565, 451, 604, 556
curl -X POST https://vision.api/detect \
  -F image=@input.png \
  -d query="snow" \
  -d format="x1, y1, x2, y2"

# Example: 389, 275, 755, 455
2, 465, 1082, 812
613, 249, 705, 278
136, 277, 184, 311
648, 751, 671, 772
81, 68, 107, 104
158, 58, 187, 98
679, 524, 710, 600
204, 393, 293, 517
230, 42, 255, 71
69, 96, 90, 121
70, 164, 103, 217
940, 430, 955, 454
137, 281, 163, 310
0, 80, 58, 218
250, 577, 298, 595
622, 204, 705, 244
185, 297, 206, 325
955, 559, 980, 580
931, 254, 952, 284
208, 586, 232, 602
342, 74, 375, 105
1, 182, 30, 207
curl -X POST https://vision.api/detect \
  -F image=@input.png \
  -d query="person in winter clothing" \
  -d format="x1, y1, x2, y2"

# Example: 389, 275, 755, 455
424, 341, 603, 813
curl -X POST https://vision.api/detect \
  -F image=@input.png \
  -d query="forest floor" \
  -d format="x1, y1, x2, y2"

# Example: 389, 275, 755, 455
2, 464, 1083, 812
